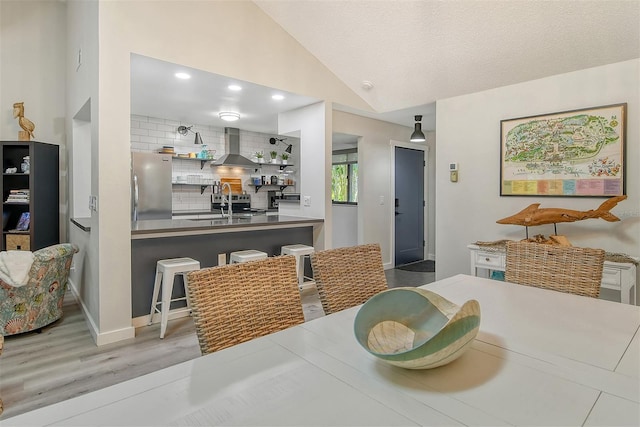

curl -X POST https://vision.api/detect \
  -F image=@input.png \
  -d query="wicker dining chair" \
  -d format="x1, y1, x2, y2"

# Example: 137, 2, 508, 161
505, 241, 605, 298
185, 255, 305, 355
310, 243, 388, 315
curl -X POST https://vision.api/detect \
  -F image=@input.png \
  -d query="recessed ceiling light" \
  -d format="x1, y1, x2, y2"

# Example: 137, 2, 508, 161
228, 84, 242, 91
272, 94, 285, 101
175, 72, 191, 80
219, 111, 240, 122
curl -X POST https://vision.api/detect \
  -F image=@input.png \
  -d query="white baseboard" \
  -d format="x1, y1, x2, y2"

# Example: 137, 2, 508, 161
67, 278, 136, 346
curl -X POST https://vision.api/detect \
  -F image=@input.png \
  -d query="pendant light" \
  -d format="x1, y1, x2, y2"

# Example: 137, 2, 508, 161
410, 115, 426, 142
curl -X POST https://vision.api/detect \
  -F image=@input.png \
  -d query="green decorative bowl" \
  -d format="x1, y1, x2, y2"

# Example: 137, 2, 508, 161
354, 287, 481, 369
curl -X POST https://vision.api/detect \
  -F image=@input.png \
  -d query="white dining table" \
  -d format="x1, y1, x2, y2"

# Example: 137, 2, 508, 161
4, 274, 639, 426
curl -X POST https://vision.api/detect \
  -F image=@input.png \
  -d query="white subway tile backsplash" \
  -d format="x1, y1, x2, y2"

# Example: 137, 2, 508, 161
131, 128, 149, 136
148, 129, 165, 138
131, 142, 151, 151
131, 115, 148, 122
139, 122, 158, 130
139, 135, 157, 144
148, 117, 166, 124
156, 124, 175, 132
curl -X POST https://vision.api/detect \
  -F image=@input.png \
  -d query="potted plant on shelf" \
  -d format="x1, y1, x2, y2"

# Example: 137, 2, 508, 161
255, 151, 264, 163
280, 152, 289, 165
269, 150, 278, 164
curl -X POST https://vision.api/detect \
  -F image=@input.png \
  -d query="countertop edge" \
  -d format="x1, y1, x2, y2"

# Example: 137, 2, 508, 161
70, 217, 91, 232
131, 216, 323, 238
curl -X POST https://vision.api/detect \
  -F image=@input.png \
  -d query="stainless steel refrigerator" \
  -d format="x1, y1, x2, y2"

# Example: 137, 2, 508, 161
131, 152, 172, 221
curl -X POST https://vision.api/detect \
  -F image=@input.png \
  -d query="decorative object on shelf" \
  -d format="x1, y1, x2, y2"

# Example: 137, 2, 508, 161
500, 103, 626, 197
197, 145, 213, 159
20, 156, 30, 173
269, 151, 278, 164
280, 152, 289, 165
497, 195, 627, 237
12, 102, 35, 141
255, 151, 264, 163
15, 212, 30, 231
410, 115, 425, 142
176, 125, 203, 144
354, 287, 480, 369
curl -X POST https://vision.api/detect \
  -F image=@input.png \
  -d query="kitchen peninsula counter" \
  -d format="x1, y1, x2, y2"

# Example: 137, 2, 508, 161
131, 215, 323, 322
132, 215, 322, 238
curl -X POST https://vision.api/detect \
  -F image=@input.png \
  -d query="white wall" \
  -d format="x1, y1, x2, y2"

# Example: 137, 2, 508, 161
278, 102, 329, 249
332, 204, 357, 248
79, 0, 372, 343
436, 60, 639, 301
0, 0, 68, 241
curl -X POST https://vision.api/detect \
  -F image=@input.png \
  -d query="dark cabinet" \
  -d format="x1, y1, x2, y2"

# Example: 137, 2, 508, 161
1, 141, 59, 251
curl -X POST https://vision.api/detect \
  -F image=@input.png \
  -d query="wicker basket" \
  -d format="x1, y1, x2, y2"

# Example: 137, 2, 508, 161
6, 234, 30, 251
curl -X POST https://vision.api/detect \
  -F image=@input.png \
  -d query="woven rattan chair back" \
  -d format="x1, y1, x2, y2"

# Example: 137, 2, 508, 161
505, 241, 605, 298
186, 255, 305, 355
310, 243, 388, 315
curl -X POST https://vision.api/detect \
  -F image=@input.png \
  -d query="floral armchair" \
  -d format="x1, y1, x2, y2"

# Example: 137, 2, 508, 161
0, 243, 78, 336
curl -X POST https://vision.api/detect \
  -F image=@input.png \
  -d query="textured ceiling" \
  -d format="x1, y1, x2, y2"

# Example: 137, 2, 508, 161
255, 0, 640, 129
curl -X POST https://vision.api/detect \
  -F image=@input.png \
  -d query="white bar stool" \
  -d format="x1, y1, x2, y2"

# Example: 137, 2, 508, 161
281, 244, 315, 289
229, 250, 268, 263
149, 257, 201, 339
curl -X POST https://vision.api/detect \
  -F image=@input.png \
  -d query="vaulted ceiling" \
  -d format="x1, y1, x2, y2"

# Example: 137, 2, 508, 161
131, 1, 639, 134
255, 0, 639, 130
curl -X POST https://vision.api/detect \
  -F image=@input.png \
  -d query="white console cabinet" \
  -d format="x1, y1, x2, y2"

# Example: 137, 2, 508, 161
468, 244, 638, 305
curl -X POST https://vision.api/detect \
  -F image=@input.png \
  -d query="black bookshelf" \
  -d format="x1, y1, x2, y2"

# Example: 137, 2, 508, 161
1, 141, 59, 251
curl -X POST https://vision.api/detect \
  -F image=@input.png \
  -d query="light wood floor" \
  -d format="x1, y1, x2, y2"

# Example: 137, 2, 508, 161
0, 268, 434, 420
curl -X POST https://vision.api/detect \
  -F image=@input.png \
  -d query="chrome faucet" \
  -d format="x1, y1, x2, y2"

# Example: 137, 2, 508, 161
220, 183, 232, 219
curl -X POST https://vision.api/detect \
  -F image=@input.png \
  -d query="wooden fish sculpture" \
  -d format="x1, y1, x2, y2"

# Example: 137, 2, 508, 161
497, 195, 627, 227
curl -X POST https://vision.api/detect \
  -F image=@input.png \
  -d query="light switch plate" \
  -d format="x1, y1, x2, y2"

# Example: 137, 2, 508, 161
303, 196, 311, 207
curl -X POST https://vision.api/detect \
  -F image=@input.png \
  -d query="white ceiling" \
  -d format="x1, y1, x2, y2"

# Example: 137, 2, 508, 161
131, 1, 639, 135
130, 54, 321, 135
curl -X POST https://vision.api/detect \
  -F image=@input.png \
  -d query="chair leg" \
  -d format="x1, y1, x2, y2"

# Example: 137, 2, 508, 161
149, 269, 162, 325
160, 272, 175, 339
182, 273, 192, 315
294, 255, 303, 287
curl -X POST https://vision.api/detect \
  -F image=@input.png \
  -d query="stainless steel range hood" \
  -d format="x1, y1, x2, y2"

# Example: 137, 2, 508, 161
212, 127, 257, 168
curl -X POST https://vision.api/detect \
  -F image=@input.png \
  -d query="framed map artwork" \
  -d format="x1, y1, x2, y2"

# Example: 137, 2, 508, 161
500, 103, 626, 197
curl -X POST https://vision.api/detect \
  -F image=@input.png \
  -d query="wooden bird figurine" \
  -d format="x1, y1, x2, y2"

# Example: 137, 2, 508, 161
12, 102, 35, 141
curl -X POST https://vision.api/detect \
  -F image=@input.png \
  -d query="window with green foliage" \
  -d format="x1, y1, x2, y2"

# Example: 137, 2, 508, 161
332, 149, 358, 203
